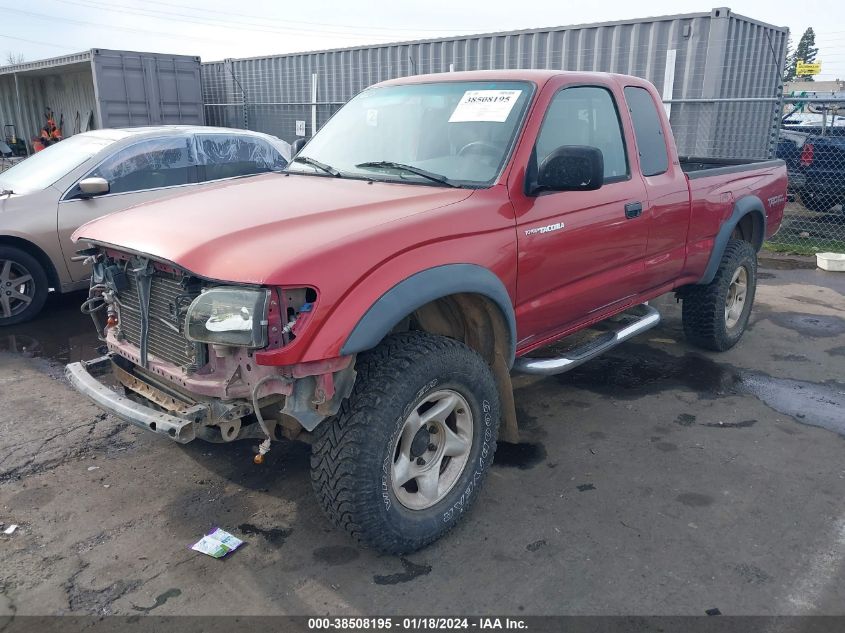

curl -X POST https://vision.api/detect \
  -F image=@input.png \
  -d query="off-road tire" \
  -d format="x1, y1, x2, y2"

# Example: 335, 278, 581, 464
0, 246, 49, 326
682, 239, 757, 352
310, 331, 500, 554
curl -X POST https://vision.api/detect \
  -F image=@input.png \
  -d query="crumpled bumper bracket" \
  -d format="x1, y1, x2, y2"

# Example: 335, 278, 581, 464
65, 356, 197, 443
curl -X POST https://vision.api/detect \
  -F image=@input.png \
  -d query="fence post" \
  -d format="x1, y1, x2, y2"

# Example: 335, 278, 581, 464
311, 73, 318, 137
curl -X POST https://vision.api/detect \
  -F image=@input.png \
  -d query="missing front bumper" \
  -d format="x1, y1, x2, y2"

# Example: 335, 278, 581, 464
65, 356, 198, 443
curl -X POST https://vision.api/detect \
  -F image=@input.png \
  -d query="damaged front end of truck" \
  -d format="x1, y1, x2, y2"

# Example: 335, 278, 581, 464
65, 246, 356, 460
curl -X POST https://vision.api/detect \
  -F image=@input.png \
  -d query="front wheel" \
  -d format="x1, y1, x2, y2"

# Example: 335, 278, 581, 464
681, 239, 757, 352
0, 246, 49, 326
310, 331, 500, 554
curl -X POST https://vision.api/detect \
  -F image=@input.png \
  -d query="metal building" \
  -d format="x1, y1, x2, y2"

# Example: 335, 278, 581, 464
0, 49, 204, 154
202, 7, 788, 159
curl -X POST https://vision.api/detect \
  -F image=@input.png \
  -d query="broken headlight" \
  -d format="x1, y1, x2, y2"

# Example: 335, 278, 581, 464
185, 287, 270, 348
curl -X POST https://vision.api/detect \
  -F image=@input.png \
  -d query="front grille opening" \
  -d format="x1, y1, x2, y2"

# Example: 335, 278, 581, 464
116, 269, 206, 371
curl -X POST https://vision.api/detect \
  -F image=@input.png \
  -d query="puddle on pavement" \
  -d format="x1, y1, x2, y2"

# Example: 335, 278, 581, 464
237, 523, 293, 546
740, 373, 845, 436
493, 441, 547, 469
758, 257, 816, 270
766, 312, 845, 338
561, 343, 741, 399
0, 291, 101, 375
373, 557, 432, 585
560, 343, 845, 437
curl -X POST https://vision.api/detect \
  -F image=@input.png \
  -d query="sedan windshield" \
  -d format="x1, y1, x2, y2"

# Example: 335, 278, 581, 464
287, 80, 533, 187
0, 134, 117, 194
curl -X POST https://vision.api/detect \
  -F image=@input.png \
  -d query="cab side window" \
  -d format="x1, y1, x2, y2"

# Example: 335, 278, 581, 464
196, 134, 288, 182
536, 86, 628, 183
87, 137, 195, 194
624, 86, 669, 176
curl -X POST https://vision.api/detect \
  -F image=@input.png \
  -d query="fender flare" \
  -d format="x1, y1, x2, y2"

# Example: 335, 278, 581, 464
340, 263, 517, 367
0, 234, 63, 290
697, 195, 766, 285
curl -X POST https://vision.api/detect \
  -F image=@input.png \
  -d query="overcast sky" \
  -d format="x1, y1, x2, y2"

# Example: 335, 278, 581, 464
2, 0, 844, 81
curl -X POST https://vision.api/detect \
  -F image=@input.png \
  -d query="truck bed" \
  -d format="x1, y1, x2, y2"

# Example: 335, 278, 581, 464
680, 156, 785, 179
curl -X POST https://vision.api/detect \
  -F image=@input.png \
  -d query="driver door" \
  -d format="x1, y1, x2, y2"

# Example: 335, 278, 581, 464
58, 135, 198, 282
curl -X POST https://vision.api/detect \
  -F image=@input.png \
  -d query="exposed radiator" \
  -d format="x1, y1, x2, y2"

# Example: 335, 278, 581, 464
117, 270, 204, 371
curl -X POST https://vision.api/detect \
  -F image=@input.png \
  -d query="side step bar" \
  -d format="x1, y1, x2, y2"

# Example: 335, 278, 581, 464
513, 304, 661, 376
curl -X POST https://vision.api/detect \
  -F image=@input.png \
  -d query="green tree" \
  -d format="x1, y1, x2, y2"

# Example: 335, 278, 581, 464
784, 27, 819, 83
782, 36, 793, 83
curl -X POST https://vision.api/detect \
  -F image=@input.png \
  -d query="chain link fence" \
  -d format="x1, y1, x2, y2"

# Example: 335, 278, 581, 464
203, 64, 344, 141
766, 97, 845, 254
664, 97, 782, 159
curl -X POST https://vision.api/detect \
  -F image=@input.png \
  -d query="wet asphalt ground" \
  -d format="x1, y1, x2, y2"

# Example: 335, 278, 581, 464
0, 256, 844, 616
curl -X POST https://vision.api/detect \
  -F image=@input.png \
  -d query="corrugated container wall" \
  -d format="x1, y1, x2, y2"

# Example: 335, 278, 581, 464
202, 7, 787, 159
0, 49, 203, 153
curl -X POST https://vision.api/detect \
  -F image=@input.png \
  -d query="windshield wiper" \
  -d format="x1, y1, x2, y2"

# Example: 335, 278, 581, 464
0, 189, 13, 197
291, 156, 342, 177
355, 161, 457, 188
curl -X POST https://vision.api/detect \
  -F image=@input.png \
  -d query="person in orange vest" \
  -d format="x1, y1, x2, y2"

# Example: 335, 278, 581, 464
42, 110, 62, 144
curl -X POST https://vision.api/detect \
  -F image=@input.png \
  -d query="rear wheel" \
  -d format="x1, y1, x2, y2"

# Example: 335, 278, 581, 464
0, 246, 48, 326
310, 331, 500, 554
681, 239, 757, 352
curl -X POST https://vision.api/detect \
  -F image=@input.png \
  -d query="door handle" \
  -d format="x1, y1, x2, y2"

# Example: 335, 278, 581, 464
625, 202, 643, 219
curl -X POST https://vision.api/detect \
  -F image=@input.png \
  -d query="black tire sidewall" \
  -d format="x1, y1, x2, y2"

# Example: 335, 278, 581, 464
0, 246, 49, 326
717, 242, 757, 347
681, 239, 758, 352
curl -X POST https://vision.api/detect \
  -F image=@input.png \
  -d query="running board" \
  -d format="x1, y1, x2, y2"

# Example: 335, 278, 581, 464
512, 304, 661, 376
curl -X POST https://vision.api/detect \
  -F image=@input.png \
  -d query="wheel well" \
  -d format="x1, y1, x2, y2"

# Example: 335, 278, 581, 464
391, 293, 520, 443
730, 212, 764, 250
0, 236, 62, 290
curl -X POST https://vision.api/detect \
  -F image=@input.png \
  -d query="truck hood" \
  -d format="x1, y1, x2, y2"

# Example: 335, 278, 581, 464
74, 173, 473, 284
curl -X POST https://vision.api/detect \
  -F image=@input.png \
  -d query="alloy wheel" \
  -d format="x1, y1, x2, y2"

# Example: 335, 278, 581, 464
0, 259, 36, 320
391, 389, 474, 510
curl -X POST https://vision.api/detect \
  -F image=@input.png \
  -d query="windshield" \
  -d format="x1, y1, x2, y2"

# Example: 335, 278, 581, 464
0, 134, 116, 194
287, 80, 533, 187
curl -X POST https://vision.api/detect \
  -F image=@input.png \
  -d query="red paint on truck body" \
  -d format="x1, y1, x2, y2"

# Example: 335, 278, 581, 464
74, 70, 786, 367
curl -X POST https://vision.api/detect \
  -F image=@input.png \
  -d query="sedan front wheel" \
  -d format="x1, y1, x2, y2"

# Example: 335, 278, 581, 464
0, 246, 49, 326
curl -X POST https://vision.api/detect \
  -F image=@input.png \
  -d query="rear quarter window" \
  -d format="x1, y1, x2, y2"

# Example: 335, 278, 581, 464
624, 86, 669, 177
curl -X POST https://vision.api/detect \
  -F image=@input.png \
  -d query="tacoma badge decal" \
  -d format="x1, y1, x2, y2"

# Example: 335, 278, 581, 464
525, 222, 564, 236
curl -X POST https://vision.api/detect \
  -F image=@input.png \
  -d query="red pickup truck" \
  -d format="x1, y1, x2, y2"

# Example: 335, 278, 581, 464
66, 70, 786, 553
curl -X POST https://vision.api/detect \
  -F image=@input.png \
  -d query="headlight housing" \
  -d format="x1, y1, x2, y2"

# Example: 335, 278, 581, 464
185, 287, 270, 348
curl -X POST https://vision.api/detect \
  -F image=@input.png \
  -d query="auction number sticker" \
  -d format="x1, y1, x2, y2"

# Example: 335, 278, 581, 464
448, 90, 522, 122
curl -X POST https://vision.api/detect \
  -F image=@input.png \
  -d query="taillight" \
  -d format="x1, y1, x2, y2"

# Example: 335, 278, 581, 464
800, 143, 814, 167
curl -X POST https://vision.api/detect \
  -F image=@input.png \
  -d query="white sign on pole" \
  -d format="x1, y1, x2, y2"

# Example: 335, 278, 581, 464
662, 49, 677, 118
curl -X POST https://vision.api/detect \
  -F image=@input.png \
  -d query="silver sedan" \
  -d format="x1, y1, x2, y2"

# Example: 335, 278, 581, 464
0, 126, 290, 325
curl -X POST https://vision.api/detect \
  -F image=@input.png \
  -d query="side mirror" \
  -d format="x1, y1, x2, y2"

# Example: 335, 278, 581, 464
291, 138, 307, 156
78, 177, 110, 197
534, 146, 604, 194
